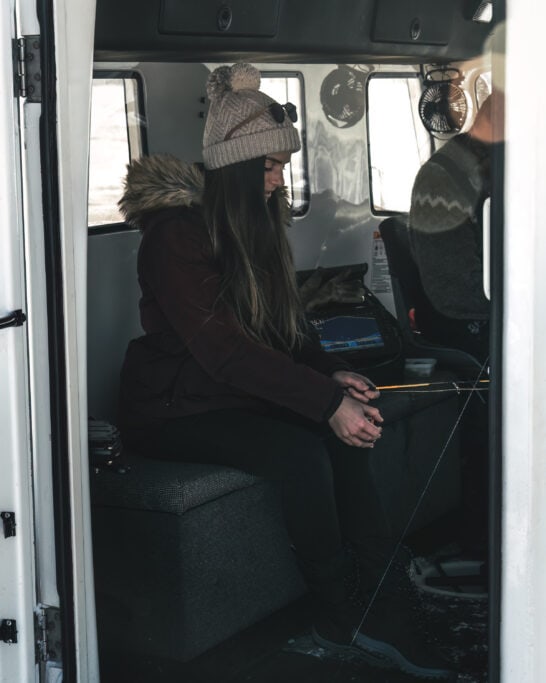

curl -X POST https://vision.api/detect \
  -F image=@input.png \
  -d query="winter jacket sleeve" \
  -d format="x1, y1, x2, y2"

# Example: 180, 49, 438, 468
140, 218, 345, 422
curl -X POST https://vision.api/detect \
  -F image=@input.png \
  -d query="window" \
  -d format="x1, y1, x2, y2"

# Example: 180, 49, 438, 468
260, 72, 309, 216
88, 75, 144, 227
367, 75, 432, 213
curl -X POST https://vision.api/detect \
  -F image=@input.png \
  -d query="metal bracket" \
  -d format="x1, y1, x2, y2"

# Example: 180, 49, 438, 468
13, 36, 41, 103
35, 607, 61, 662
0, 619, 18, 644
1, 512, 16, 538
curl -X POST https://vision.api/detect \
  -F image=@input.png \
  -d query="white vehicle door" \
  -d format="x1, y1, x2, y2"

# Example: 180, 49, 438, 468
1, 0, 98, 680
0, 3, 37, 679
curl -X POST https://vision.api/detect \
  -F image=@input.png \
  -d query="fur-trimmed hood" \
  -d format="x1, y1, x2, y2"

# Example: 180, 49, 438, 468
119, 153, 292, 229
119, 155, 204, 229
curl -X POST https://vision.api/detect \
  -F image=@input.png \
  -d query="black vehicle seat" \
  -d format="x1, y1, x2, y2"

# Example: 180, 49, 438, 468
378, 215, 483, 375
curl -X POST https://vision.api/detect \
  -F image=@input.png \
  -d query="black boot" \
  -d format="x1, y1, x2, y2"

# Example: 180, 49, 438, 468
301, 548, 457, 680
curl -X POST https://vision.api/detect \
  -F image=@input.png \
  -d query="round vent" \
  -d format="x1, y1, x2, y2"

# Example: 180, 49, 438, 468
419, 80, 468, 137
320, 67, 366, 129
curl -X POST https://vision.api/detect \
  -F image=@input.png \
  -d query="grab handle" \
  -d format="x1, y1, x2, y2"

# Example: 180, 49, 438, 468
0, 309, 26, 330
482, 197, 491, 301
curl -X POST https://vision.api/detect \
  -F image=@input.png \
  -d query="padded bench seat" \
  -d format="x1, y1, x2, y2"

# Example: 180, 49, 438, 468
91, 456, 306, 662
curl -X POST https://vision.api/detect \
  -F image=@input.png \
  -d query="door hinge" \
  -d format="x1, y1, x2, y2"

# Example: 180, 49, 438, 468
13, 36, 41, 102
0, 619, 18, 644
35, 606, 61, 662
1, 512, 16, 538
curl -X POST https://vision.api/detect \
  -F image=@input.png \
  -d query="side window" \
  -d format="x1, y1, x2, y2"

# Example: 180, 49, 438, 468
88, 75, 145, 228
260, 72, 309, 216
367, 75, 432, 214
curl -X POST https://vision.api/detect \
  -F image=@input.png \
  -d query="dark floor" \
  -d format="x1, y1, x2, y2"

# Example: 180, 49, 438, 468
99, 550, 488, 683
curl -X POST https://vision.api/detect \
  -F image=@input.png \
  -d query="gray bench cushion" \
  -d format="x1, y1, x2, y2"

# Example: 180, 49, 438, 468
91, 457, 306, 662
91, 454, 260, 514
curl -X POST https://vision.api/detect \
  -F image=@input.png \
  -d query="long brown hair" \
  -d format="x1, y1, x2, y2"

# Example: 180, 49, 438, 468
203, 156, 304, 352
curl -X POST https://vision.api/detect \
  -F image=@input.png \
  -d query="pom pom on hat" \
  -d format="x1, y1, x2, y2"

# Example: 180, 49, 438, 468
206, 63, 261, 101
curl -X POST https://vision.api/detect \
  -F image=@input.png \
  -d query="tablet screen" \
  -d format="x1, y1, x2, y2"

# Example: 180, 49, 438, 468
310, 315, 385, 353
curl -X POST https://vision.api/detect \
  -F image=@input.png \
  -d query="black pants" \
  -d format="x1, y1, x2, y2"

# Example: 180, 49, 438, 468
147, 408, 393, 563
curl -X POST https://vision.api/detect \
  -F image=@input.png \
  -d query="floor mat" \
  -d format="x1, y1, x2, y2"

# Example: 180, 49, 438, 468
100, 557, 488, 683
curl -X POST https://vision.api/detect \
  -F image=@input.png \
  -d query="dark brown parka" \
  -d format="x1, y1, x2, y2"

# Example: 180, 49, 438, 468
117, 155, 348, 445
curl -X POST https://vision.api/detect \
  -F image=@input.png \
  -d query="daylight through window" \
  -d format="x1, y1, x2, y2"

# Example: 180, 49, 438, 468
88, 77, 143, 227
261, 73, 309, 216
367, 75, 432, 213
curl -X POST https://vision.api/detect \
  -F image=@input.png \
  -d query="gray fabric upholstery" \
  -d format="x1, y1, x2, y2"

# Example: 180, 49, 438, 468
92, 471, 306, 662
91, 455, 259, 514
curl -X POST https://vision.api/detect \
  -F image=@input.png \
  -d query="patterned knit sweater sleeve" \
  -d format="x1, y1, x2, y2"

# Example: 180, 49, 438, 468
409, 136, 490, 320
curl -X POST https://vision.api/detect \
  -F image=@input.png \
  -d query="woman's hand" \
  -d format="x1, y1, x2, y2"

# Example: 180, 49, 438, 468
332, 370, 380, 404
328, 395, 383, 448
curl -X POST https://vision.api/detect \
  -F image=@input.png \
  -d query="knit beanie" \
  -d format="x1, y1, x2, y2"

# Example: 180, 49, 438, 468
202, 63, 301, 170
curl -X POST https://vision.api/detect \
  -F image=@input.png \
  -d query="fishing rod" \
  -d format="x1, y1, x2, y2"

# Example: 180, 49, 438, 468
375, 378, 490, 393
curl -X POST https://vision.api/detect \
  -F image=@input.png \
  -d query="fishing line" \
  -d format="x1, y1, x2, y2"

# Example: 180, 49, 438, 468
349, 359, 490, 646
